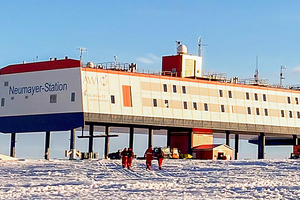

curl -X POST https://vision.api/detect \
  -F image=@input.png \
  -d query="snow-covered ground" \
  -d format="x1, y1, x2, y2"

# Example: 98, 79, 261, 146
0, 159, 300, 199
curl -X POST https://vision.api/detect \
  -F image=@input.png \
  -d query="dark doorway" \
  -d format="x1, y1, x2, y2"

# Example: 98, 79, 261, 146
217, 152, 224, 160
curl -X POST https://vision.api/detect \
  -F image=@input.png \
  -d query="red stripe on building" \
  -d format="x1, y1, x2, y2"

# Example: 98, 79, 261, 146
192, 128, 213, 134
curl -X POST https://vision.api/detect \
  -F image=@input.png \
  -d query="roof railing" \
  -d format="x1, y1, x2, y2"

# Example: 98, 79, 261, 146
82, 62, 300, 91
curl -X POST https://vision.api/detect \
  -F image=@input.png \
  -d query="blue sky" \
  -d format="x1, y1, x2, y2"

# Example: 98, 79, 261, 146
1, 1, 300, 85
0, 1, 298, 159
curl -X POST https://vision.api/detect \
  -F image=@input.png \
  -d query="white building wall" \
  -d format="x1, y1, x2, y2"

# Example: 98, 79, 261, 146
80, 68, 300, 129
0, 68, 83, 117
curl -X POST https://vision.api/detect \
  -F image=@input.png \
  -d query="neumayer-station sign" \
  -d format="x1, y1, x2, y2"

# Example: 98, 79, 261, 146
8, 82, 68, 96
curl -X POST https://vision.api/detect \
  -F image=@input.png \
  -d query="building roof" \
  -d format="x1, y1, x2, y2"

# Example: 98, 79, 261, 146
193, 144, 234, 151
0, 58, 81, 75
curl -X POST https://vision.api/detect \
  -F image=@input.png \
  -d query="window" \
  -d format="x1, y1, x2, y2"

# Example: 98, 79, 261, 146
193, 102, 197, 110
246, 92, 250, 100
1, 98, 5, 107
71, 92, 76, 102
50, 94, 57, 103
25, 96, 28, 99
182, 86, 186, 94
247, 107, 251, 114
256, 108, 260, 115
173, 85, 177, 93
228, 91, 232, 98
165, 100, 169, 108
183, 101, 187, 109
297, 111, 300, 119
219, 90, 223, 97
163, 84, 167, 92
281, 110, 285, 117
221, 105, 225, 112
111, 95, 115, 104
254, 93, 258, 101
153, 99, 157, 107
263, 94, 267, 101
11, 97, 14, 100
231, 106, 234, 113
289, 111, 293, 118
264, 108, 268, 116
204, 103, 208, 111
296, 97, 299, 105
287, 97, 291, 104
4, 82, 8, 87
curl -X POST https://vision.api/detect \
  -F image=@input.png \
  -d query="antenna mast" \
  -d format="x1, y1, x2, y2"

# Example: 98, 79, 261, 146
76, 47, 87, 61
198, 37, 202, 56
280, 65, 286, 86
197, 36, 207, 56
254, 55, 259, 83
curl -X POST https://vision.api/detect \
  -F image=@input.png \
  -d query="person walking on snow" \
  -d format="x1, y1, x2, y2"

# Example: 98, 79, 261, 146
127, 148, 134, 170
144, 147, 154, 170
157, 148, 164, 170
121, 148, 128, 168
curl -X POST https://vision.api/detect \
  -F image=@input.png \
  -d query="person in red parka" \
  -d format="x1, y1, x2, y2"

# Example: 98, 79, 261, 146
144, 147, 153, 170
121, 148, 128, 168
127, 148, 134, 170
157, 148, 165, 170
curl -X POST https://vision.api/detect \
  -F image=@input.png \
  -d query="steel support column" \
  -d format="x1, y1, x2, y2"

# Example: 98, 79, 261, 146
70, 129, 75, 150
88, 124, 94, 153
167, 129, 171, 147
188, 129, 193, 154
235, 134, 239, 160
225, 130, 230, 146
45, 131, 50, 160
10, 133, 16, 158
104, 126, 110, 159
148, 127, 153, 148
129, 126, 134, 150
293, 135, 298, 146
258, 132, 265, 159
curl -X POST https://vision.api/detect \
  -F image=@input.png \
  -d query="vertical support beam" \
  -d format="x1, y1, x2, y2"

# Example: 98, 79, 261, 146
129, 126, 134, 150
188, 129, 193, 154
104, 126, 110, 159
10, 133, 16, 158
88, 124, 94, 153
167, 129, 171, 147
258, 132, 265, 159
235, 134, 239, 160
45, 131, 50, 160
293, 135, 298, 146
148, 127, 153, 148
70, 129, 75, 150
225, 130, 230, 146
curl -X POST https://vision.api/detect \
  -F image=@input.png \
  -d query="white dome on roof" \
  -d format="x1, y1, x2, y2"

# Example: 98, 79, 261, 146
177, 44, 187, 54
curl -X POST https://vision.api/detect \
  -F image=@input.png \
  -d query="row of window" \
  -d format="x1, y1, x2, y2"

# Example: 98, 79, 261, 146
246, 107, 300, 118
220, 89, 299, 104
161, 84, 299, 105
153, 99, 208, 111
50, 93, 76, 103
0, 93, 76, 106
163, 84, 186, 94
152, 98, 300, 119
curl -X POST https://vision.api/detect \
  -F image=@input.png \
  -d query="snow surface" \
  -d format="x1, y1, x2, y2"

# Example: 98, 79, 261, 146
0, 159, 300, 199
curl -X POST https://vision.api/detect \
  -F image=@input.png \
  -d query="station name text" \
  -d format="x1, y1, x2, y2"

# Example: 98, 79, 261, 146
9, 82, 68, 96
